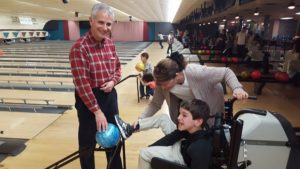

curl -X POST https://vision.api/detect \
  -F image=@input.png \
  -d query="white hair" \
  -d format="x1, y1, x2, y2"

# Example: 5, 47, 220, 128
91, 3, 114, 20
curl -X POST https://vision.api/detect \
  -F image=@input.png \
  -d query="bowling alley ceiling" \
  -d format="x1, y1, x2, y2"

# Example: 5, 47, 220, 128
0, 0, 299, 23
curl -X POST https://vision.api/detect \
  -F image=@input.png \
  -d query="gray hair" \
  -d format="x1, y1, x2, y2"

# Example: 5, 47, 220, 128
91, 3, 114, 20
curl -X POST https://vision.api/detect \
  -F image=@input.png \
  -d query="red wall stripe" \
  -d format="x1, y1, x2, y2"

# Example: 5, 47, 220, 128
63, 20, 69, 40
143, 22, 148, 41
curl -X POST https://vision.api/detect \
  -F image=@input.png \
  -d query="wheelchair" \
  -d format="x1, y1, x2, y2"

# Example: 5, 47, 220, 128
151, 111, 244, 169
151, 98, 300, 169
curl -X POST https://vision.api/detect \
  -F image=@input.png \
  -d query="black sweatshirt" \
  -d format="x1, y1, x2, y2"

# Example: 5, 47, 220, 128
150, 129, 212, 169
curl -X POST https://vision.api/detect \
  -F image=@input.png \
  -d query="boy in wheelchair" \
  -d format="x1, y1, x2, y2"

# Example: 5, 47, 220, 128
138, 99, 212, 169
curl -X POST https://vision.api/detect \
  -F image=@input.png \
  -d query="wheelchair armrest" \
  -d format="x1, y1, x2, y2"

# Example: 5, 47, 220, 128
151, 157, 189, 169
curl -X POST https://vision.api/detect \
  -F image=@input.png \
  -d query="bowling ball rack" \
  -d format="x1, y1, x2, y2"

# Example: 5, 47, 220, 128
188, 52, 292, 95
237, 74, 291, 95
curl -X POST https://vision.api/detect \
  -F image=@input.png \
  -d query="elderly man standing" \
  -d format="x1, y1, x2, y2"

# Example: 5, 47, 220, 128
69, 3, 122, 169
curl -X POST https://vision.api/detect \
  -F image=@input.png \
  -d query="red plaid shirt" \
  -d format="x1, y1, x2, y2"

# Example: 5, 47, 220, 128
69, 31, 121, 113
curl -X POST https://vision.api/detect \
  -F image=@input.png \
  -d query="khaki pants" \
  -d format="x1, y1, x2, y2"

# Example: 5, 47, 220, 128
139, 113, 177, 135
138, 141, 186, 169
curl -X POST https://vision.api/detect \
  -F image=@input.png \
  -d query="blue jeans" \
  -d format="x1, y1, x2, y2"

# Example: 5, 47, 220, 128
139, 82, 154, 97
75, 88, 122, 169
237, 45, 246, 58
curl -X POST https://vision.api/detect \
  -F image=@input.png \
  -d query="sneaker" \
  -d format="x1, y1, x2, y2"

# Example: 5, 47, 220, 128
114, 115, 134, 139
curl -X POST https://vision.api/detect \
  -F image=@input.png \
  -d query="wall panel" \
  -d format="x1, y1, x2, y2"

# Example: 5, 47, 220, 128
111, 21, 144, 41
68, 21, 80, 40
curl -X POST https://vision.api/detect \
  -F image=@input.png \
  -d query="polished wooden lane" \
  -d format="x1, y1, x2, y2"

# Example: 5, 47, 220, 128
0, 111, 61, 139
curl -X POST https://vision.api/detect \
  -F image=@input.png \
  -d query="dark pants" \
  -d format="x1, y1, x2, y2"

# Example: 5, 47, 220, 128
167, 44, 172, 54
159, 40, 163, 49
139, 82, 154, 97
75, 88, 122, 169
237, 45, 246, 58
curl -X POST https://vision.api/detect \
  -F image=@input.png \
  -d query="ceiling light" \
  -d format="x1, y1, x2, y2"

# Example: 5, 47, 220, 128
246, 19, 252, 22
296, 12, 300, 15
235, 14, 239, 20
15, 0, 41, 7
214, 20, 218, 24
288, 1, 295, 10
48, 7, 63, 11
222, 18, 226, 22
280, 17, 294, 20
254, 8, 259, 16
167, 0, 182, 22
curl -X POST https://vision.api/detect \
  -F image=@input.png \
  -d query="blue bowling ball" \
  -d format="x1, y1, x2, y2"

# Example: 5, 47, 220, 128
96, 123, 120, 148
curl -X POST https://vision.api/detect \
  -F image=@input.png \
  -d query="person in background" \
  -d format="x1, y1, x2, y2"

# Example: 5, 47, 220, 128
69, 3, 122, 169
282, 36, 300, 77
246, 33, 264, 61
138, 99, 212, 169
157, 32, 164, 49
224, 30, 234, 56
140, 73, 156, 98
182, 30, 190, 48
167, 31, 175, 55
139, 52, 153, 99
214, 30, 226, 52
235, 27, 248, 59
175, 28, 181, 42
